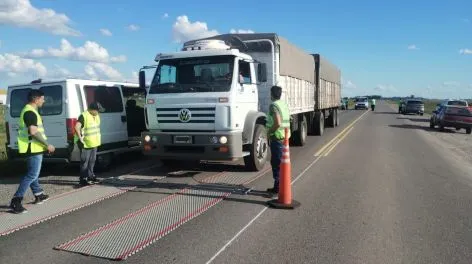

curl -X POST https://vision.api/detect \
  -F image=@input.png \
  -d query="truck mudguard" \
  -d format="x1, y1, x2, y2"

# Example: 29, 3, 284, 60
242, 111, 267, 144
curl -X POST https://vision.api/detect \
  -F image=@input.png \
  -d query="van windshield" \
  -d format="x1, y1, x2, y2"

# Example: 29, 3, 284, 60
356, 98, 367, 102
149, 55, 235, 94
9, 85, 63, 117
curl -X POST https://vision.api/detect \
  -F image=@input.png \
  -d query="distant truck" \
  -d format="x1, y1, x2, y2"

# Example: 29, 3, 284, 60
4, 79, 147, 170
139, 33, 341, 171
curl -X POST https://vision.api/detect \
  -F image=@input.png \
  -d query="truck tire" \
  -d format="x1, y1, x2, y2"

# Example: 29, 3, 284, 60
244, 124, 269, 171
293, 115, 307, 146
335, 109, 339, 127
326, 110, 335, 128
466, 128, 471, 134
313, 112, 324, 136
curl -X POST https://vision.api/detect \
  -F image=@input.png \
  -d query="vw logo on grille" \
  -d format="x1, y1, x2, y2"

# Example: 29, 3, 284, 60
179, 108, 192, 123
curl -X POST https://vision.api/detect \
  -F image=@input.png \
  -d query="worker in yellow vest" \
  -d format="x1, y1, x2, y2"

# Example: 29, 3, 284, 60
265, 85, 291, 195
74, 102, 101, 186
10, 90, 55, 214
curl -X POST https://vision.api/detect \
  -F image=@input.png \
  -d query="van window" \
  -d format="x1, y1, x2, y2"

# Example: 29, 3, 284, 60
9, 85, 63, 117
83, 85, 123, 113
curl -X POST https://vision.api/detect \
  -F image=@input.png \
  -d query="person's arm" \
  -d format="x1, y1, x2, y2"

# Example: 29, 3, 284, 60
24, 111, 54, 152
75, 115, 85, 143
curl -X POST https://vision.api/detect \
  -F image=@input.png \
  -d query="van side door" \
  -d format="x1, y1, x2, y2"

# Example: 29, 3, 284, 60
82, 85, 128, 151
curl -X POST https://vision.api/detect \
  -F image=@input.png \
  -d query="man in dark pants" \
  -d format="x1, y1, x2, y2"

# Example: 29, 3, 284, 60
265, 86, 291, 195
10, 90, 55, 214
74, 102, 101, 186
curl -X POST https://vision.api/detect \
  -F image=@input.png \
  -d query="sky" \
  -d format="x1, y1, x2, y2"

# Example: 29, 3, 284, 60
0, 0, 471, 99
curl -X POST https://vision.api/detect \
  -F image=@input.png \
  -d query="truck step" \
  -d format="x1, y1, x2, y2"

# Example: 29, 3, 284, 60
242, 151, 250, 157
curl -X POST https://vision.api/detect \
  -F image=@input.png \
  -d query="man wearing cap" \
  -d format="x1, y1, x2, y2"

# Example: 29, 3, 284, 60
75, 102, 102, 186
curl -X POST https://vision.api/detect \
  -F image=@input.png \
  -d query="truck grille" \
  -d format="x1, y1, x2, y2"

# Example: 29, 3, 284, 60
156, 107, 216, 124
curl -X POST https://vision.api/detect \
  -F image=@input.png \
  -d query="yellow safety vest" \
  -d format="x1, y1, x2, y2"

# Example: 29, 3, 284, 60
18, 104, 47, 154
266, 100, 291, 140
75, 111, 101, 148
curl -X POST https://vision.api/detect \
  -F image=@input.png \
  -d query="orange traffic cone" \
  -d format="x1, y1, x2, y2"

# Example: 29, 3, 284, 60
267, 127, 301, 209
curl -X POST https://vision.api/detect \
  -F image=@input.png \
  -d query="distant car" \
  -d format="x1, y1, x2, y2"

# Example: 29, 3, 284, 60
354, 97, 369, 110
430, 105, 472, 134
402, 99, 424, 115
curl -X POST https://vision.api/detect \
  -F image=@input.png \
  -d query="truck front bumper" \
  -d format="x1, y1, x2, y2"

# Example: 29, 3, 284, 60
141, 131, 244, 161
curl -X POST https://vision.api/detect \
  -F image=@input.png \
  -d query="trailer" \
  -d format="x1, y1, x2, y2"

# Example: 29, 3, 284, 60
139, 33, 341, 171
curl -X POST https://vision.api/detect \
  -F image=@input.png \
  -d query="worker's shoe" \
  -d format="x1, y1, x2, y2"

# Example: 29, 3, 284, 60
33, 193, 50, 204
89, 176, 101, 184
266, 187, 279, 194
79, 178, 94, 186
9, 197, 27, 214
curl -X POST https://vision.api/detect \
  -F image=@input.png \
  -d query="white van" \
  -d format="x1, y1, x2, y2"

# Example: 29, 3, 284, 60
4, 79, 147, 170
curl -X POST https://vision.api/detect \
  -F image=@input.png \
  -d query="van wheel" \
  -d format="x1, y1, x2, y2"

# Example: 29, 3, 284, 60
313, 112, 324, 136
244, 124, 268, 171
96, 153, 114, 171
293, 115, 307, 146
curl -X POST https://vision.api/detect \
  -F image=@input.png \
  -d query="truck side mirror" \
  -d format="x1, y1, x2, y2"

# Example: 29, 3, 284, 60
257, 63, 267, 83
139, 70, 146, 89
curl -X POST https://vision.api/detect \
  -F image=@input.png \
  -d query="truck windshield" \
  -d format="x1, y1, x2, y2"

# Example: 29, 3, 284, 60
149, 55, 235, 94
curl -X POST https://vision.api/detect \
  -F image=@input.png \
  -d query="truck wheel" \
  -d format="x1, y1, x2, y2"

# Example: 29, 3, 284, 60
293, 115, 307, 146
334, 109, 339, 127
244, 124, 268, 171
326, 110, 335, 128
313, 112, 324, 136
466, 128, 471, 134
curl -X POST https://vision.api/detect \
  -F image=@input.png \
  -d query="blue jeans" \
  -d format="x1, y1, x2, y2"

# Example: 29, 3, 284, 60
14, 154, 44, 198
270, 140, 283, 191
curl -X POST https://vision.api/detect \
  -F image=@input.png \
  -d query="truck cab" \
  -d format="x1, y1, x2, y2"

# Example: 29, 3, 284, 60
140, 39, 269, 171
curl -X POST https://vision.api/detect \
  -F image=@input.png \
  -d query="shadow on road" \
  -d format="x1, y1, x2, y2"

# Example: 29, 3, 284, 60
374, 111, 396, 114
397, 117, 430, 123
388, 124, 435, 131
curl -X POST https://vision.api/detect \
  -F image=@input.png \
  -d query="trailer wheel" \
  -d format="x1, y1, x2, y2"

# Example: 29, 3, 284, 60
326, 109, 336, 128
313, 112, 324, 136
244, 124, 268, 171
293, 115, 307, 146
334, 109, 339, 127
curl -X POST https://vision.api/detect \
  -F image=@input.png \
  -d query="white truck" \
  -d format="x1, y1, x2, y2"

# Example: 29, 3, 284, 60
139, 33, 341, 171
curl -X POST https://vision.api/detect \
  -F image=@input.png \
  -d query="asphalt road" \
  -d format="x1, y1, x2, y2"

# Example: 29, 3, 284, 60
1, 102, 472, 264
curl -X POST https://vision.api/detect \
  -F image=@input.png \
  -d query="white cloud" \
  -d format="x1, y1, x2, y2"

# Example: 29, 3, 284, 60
162, 13, 169, 19
23, 39, 127, 63
0, 53, 47, 77
374, 84, 398, 93
100, 28, 112, 36
442, 81, 461, 87
126, 24, 140, 31
85, 62, 123, 81
407, 44, 418, 50
0, 0, 81, 36
459, 48, 472, 55
230, 29, 255, 34
343, 80, 357, 89
172, 15, 219, 43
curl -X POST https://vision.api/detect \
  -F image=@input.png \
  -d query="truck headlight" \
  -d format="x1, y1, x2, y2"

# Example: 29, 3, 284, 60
144, 135, 151, 142
219, 136, 228, 144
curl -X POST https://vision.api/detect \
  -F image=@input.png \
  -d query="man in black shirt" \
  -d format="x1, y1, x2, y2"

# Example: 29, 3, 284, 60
10, 90, 55, 214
